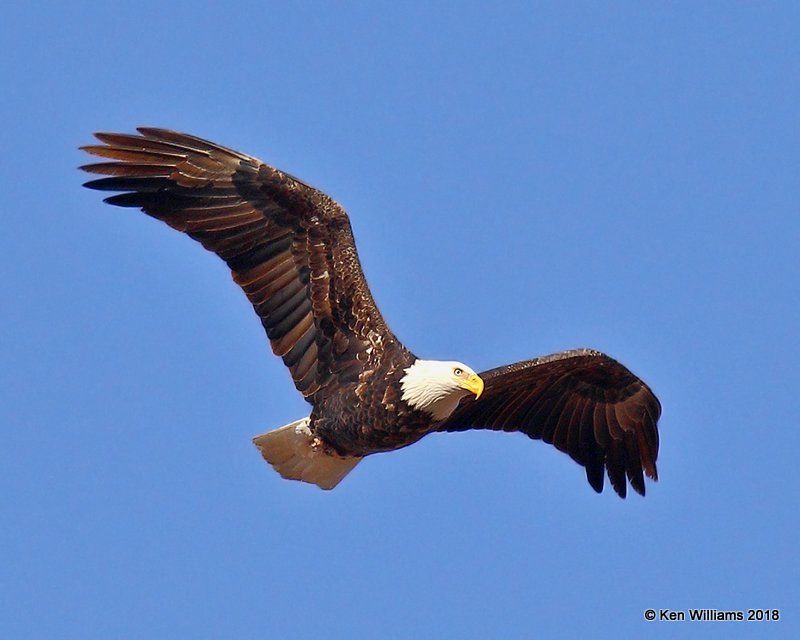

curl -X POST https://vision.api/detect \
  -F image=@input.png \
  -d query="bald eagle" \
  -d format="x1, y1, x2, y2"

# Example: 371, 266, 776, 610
81, 128, 660, 498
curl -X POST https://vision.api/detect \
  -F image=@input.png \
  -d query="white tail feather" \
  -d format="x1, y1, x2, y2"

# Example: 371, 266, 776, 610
252, 418, 361, 490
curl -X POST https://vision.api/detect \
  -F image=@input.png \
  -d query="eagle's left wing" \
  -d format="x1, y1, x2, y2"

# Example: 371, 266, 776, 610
438, 349, 660, 498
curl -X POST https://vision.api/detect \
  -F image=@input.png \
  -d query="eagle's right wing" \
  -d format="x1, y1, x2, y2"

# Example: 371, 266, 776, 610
81, 128, 396, 400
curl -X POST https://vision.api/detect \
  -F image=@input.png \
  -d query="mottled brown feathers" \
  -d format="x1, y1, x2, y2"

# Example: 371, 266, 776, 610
439, 349, 660, 497
81, 127, 394, 401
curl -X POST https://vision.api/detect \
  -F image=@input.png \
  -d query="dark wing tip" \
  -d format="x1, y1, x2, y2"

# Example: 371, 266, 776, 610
136, 126, 165, 135
81, 176, 167, 192
585, 461, 605, 493
102, 193, 149, 207
82, 176, 111, 190
93, 131, 131, 145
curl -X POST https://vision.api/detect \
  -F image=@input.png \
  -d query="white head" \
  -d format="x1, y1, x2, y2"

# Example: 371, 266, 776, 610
400, 360, 484, 421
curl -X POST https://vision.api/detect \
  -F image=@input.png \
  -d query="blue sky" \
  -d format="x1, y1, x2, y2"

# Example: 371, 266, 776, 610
2, 2, 798, 638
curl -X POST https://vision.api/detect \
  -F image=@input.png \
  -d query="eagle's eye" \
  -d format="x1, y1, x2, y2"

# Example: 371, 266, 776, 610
453, 367, 463, 376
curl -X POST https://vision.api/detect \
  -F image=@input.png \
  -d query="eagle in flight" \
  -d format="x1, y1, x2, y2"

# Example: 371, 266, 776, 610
81, 128, 660, 498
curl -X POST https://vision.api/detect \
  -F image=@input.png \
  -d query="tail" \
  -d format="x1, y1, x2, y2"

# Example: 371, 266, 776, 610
252, 418, 362, 490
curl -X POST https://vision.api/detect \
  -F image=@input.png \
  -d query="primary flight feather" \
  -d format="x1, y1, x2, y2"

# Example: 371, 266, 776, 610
81, 128, 660, 497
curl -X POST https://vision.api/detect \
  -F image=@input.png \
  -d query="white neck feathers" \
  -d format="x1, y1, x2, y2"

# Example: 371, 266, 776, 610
400, 359, 470, 421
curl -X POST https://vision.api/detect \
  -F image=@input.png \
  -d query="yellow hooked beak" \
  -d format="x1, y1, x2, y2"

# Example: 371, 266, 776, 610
461, 373, 484, 400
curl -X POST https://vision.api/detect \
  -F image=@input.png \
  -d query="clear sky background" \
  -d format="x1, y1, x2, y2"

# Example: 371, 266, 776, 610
2, 2, 798, 639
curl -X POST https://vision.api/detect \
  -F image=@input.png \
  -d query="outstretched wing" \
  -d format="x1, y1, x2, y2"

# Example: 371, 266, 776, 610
439, 349, 660, 498
81, 128, 396, 400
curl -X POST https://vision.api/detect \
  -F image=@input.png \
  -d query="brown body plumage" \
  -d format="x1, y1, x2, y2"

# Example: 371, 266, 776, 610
81, 128, 661, 498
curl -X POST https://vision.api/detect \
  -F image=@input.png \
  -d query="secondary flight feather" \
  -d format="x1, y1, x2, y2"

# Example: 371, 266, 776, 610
81, 128, 660, 497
